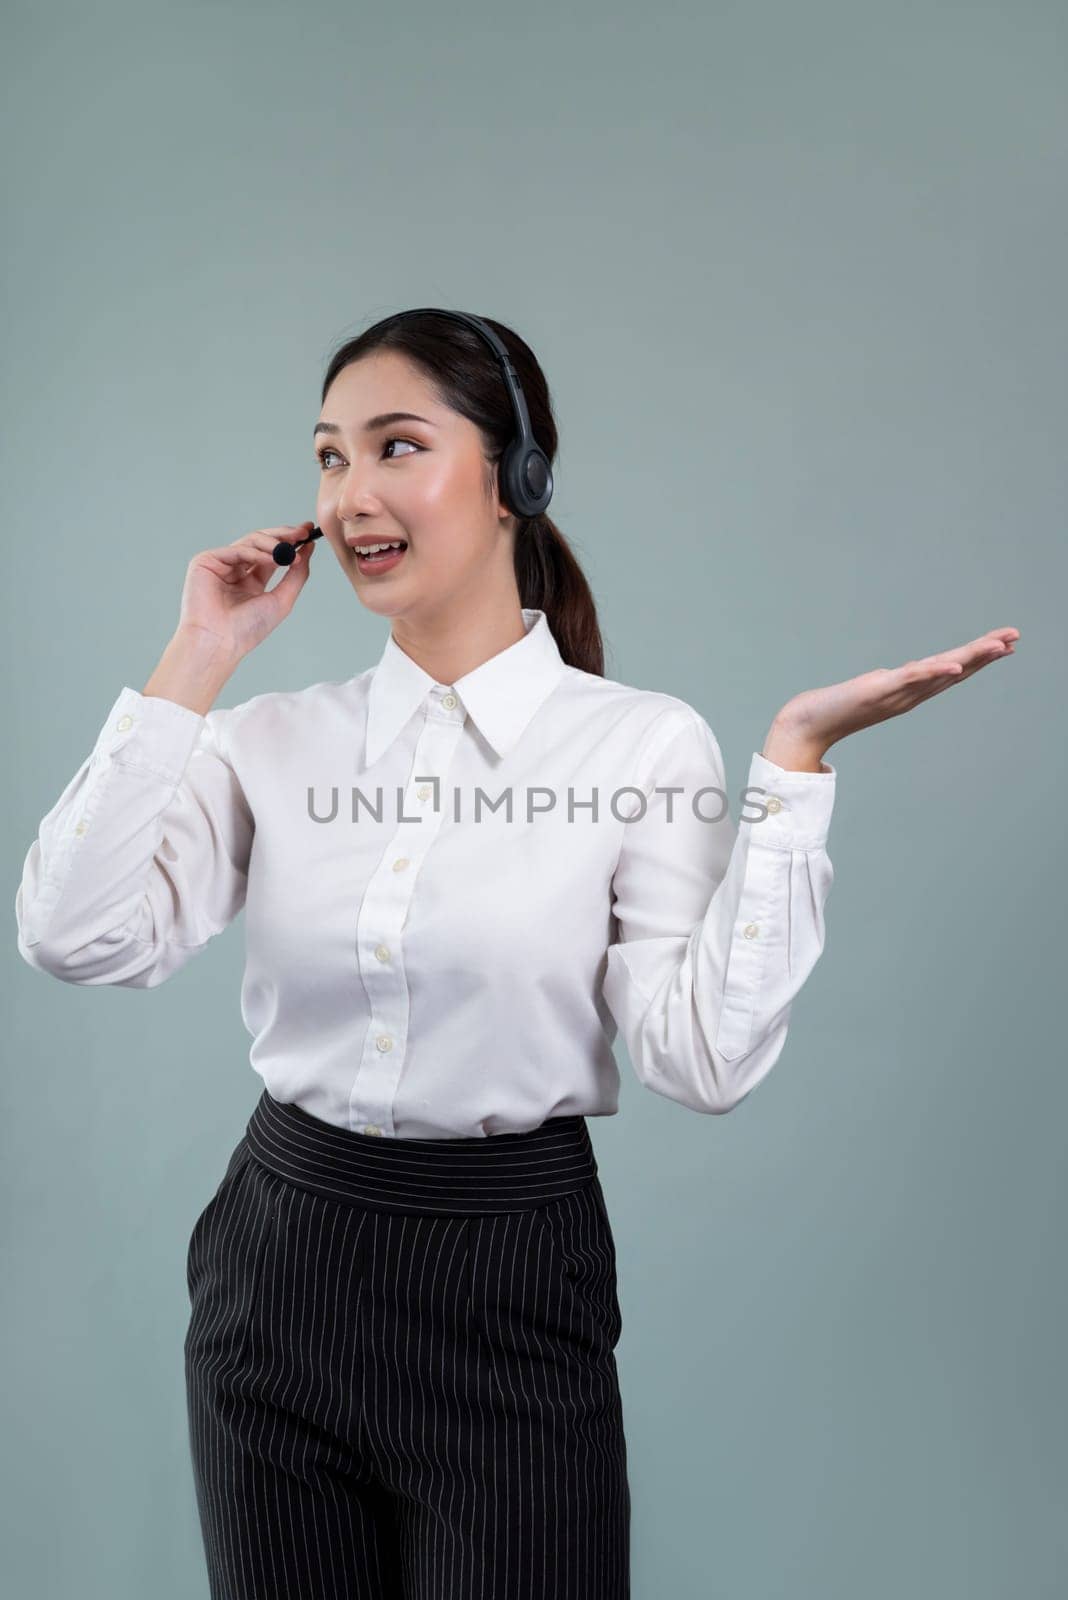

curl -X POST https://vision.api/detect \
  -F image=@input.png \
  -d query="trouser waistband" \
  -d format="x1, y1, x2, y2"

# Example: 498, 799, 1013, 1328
243, 1089, 599, 1215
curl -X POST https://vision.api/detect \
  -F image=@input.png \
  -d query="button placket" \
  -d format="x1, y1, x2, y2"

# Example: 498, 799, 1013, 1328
348, 698, 465, 1134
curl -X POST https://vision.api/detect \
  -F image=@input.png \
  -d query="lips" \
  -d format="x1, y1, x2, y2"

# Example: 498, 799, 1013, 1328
353, 542, 408, 575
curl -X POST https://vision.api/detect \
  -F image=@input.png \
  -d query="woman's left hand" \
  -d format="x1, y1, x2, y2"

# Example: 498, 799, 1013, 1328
763, 626, 1020, 770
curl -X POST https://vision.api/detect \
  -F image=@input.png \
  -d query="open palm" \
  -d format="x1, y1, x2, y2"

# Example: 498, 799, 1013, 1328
776, 627, 1020, 755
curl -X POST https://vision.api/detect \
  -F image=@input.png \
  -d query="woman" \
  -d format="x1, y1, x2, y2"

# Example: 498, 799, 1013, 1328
15, 308, 1018, 1599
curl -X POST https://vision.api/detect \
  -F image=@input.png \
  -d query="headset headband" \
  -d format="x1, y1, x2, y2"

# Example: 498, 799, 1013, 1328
388, 308, 553, 520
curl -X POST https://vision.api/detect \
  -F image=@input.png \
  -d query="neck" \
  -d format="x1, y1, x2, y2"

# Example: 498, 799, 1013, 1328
390, 599, 531, 687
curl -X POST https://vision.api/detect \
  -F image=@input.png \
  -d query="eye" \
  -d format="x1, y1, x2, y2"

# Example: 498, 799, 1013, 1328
382, 437, 421, 460
315, 437, 423, 469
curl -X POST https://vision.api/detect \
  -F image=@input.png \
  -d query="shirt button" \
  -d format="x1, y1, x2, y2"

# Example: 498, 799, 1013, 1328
375, 1034, 393, 1052
374, 944, 390, 962
74, 820, 88, 836
392, 857, 410, 872
417, 785, 432, 801
766, 796, 783, 813
363, 1124, 383, 1136
116, 714, 134, 731
442, 693, 457, 709
743, 923, 759, 939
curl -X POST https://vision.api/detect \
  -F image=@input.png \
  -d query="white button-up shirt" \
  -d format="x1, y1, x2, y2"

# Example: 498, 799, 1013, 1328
15, 607, 837, 1136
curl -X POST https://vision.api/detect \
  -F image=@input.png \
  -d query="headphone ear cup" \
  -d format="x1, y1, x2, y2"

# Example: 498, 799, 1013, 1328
500, 440, 554, 519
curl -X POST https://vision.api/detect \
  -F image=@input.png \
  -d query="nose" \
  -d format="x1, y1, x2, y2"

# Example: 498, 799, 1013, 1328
333, 471, 381, 524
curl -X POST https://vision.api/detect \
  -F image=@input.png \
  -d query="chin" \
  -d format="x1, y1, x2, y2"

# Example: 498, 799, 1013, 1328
351, 585, 411, 621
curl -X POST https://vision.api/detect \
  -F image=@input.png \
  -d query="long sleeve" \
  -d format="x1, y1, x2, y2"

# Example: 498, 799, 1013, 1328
602, 709, 836, 1115
15, 685, 253, 988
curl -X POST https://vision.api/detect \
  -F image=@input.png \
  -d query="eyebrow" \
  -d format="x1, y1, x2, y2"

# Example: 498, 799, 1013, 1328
313, 411, 438, 440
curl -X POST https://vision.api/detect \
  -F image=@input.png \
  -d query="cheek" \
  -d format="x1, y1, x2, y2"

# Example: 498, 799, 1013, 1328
412, 465, 463, 516
400, 475, 483, 550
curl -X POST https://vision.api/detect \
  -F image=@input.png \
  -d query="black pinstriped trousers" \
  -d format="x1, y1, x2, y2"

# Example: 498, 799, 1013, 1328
184, 1089, 630, 1598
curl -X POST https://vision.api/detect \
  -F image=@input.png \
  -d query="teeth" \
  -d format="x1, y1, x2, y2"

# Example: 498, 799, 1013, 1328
355, 541, 405, 555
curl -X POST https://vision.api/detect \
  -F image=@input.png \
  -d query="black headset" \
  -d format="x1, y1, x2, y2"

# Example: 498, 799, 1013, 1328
398, 308, 553, 519
273, 307, 552, 565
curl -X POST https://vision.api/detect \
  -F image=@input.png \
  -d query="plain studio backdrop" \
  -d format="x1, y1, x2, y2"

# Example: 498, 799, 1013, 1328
3, 1, 1063, 1596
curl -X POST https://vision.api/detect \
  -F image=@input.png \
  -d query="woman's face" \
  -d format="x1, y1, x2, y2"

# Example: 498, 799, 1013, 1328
314, 351, 516, 625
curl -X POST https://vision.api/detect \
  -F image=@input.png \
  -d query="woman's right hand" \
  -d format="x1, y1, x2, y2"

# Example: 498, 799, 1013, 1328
177, 522, 317, 660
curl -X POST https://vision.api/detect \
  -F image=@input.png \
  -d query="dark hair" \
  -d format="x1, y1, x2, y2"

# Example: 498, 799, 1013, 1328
320, 309, 604, 677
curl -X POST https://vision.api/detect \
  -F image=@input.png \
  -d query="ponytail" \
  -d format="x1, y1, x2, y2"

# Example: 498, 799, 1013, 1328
513, 514, 604, 677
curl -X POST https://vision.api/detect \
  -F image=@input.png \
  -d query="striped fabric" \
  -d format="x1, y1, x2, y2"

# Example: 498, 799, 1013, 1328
184, 1089, 630, 1597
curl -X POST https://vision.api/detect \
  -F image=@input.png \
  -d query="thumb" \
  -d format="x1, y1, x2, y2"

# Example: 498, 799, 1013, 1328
276, 541, 314, 606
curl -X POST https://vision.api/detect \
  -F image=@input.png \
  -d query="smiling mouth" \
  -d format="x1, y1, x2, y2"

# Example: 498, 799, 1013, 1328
352, 540, 408, 568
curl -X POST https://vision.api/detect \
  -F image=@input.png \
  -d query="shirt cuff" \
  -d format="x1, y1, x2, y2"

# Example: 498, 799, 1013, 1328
743, 749, 836, 849
90, 686, 210, 786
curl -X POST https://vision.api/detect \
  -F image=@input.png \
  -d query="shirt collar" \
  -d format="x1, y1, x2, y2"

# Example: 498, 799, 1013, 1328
364, 607, 569, 767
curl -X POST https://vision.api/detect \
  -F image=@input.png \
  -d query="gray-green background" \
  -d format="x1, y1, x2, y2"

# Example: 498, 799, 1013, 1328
4, 1, 1063, 1594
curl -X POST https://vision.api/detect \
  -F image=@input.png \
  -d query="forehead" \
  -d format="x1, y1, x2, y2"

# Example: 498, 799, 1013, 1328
318, 351, 446, 427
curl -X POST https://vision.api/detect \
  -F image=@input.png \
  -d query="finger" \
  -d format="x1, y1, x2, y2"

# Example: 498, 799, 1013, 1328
229, 528, 309, 549
218, 528, 306, 553
271, 541, 314, 605
912, 643, 998, 679
908, 640, 1015, 695
942, 636, 1015, 671
224, 535, 291, 568
224, 538, 285, 565
925, 628, 1019, 670
228, 524, 314, 555
202, 547, 282, 589
209, 546, 276, 575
